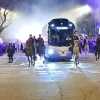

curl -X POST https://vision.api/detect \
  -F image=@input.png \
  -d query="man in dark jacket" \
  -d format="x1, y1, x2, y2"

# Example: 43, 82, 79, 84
37, 34, 45, 58
25, 34, 37, 66
7, 43, 15, 63
95, 35, 100, 61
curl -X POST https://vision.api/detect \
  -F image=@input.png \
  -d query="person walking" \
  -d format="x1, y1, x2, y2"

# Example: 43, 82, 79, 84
7, 43, 15, 63
95, 35, 100, 61
73, 39, 80, 68
20, 43, 24, 52
32, 36, 37, 64
37, 34, 45, 59
82, 36, 89, 55
25, 34, 37, 67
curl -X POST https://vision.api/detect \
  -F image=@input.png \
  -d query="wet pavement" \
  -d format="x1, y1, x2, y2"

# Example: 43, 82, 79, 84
0, 53, 100, 100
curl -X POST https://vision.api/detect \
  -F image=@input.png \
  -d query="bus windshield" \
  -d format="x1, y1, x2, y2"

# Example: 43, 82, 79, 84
48, 30, 72, 46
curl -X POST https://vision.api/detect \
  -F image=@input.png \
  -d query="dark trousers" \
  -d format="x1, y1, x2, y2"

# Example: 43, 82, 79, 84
8, 56, 13, 63
95, 49, 100, 61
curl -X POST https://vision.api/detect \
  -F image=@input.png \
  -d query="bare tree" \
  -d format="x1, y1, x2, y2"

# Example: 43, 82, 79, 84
0, 7, 9, 34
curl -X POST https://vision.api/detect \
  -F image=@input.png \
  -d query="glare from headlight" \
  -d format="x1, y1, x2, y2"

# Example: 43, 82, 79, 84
69, 23, 73, 27
51, 24, 55, 27
48, 49, 54, 55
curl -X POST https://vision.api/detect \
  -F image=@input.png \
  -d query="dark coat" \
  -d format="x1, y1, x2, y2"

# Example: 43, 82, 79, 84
7, 46, 15, 57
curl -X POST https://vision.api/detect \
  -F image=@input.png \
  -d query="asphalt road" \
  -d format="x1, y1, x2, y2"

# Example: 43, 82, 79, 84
0, 52, 100, 100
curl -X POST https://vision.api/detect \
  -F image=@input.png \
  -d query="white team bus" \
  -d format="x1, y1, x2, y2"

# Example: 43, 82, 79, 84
44, 18, 75, 61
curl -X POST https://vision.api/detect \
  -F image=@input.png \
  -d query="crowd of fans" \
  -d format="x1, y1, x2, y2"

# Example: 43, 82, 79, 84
5, 34, 45, 66
0, 33, 100, 67
69, 34, 100, 67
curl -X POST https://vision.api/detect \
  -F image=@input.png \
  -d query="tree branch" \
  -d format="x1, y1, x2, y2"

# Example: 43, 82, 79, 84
0, 8, 9, 34
0, 8, 8, 27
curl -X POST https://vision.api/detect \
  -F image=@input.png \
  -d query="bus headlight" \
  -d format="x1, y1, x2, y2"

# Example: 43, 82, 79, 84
47, 49, 54, 55
51, 24, 55, 27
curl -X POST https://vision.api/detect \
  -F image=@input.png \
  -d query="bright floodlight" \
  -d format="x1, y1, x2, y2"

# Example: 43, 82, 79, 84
78, 5, 92, 17
58, 4, 92, 24
12, 20, 43, 42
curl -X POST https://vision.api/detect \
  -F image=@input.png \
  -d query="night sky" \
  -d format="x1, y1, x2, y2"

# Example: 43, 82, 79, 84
0, 0, 86, 12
